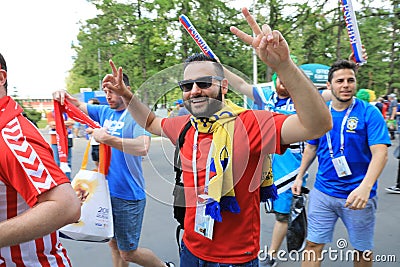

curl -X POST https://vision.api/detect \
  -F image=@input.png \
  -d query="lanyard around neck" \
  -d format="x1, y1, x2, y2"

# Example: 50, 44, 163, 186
192, 130, 214, 196
326, 98, 355, 158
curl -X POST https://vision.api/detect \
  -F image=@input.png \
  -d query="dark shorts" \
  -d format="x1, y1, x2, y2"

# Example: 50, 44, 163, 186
275, 212, 290, 223
91, 145, 99, 162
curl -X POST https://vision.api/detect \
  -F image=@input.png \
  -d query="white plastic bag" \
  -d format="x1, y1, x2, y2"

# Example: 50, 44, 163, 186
60, 141, 113, 242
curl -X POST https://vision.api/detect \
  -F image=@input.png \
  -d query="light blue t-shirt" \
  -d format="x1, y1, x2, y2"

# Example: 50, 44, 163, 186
308, 98, 391, 199
88, 104, 151, 201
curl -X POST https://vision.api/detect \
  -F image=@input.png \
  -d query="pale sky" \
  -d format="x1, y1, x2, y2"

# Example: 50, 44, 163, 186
1, 0, 98, 99
1, 0, 371, 99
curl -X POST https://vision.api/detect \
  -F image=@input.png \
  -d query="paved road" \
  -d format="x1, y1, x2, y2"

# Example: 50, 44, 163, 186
49, 133, 400, 267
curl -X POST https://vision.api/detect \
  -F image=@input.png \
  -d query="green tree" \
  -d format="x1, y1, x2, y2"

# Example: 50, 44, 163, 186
67, 0, 400, 103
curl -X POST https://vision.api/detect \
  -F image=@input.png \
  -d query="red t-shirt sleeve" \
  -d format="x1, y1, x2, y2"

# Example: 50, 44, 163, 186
271, 112, 290, 154
161, 115, 191, 145
0, 117, 70, 207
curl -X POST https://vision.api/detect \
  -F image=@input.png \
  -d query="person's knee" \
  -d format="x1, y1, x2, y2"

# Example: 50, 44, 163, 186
302, 241, 325, 262
109, 240, 117, 249
354, 249, 373, 262
108, 238, 119, 253
119, 249, 139, 263
305, 240, 324, 251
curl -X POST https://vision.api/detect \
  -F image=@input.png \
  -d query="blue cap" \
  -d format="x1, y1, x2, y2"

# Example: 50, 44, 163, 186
175, 99, 183, 105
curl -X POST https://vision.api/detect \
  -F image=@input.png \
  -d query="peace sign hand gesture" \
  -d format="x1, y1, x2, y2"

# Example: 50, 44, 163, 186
230, 7, 291, 72
102, 60, 133, 100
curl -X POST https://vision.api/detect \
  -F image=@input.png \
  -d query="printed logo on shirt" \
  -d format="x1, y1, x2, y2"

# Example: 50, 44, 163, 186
104, 119, 125, 136
276, 103, 296, 113
346, 117, 358, 132
2, 118, 56, 193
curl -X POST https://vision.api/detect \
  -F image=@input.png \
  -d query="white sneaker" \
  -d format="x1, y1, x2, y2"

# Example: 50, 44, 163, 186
386, 186, 400, 194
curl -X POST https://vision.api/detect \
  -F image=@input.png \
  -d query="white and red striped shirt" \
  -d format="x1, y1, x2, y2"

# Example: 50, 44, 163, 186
0, 97, 72, 266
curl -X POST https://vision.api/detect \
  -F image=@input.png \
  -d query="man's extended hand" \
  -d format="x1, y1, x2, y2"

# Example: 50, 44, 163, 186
345, 185, 370, 210
91, 127, 110, 144
52, 90, 80, 107
102, 60, 132, 100
230, 7, 290, 71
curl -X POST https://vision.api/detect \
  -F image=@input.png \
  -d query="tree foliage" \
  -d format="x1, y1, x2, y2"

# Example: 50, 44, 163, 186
67, 0, 400, 106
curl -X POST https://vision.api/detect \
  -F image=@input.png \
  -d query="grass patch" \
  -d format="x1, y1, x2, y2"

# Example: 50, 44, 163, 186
36, 119, 48, 129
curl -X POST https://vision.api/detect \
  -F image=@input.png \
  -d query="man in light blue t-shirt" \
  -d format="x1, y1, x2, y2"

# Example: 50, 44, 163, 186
52, 74, 174, 267
293, 60, 390, 266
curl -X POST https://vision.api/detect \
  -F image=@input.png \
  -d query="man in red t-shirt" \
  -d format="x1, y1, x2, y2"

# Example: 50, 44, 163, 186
0, 52, 81, 266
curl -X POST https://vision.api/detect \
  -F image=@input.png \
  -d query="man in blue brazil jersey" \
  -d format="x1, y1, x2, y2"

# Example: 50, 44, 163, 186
292, 59, 390, 267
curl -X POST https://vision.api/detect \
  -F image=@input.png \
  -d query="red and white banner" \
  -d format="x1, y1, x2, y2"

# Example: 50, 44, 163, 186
54, 100, 110, 174
179, 14, 218, 60
341, 0, 367, 65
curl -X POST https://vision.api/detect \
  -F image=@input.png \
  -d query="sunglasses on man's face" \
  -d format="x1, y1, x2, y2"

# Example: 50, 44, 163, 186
178, 76, 224, 92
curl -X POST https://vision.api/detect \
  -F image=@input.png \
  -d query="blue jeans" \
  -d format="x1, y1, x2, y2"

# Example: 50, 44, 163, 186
180, 241, 259, 267
51, 143, 72, 180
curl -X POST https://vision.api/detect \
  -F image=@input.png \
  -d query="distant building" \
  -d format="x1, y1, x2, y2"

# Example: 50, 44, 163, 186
15, 97, 54, 113
74, 90, 107, 105
14, 90, 108, 115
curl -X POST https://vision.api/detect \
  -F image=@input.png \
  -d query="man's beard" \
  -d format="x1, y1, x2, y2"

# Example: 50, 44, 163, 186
108, 99, 123, 110
185, 87, 223, 118
331, 89, 354, 103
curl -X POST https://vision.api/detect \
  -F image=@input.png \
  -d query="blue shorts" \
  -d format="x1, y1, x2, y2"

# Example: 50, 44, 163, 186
273, 188, 293, 214
111, 197, 146, 251
307, 188, 377, 251
180, 241, 259, 267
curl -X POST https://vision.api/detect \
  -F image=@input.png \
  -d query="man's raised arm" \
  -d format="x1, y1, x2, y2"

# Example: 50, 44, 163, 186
223, 67, 254, 99
230, 7, 332, 145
